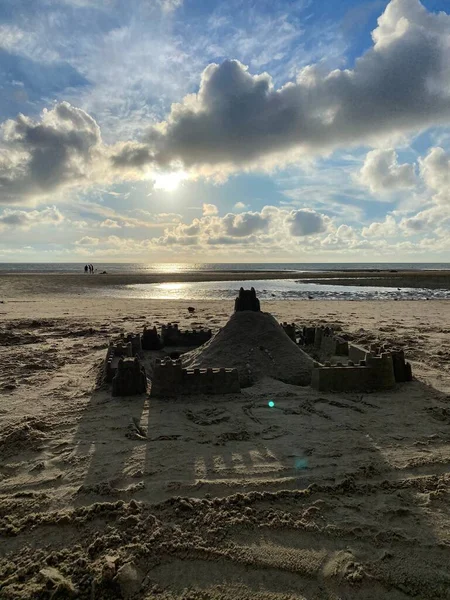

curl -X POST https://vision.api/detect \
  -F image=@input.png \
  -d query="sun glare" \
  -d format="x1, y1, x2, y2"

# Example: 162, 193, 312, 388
153, 170, 187, 192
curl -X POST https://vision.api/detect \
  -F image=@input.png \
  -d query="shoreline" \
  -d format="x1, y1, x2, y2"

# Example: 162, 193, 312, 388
1, 269, 450, 297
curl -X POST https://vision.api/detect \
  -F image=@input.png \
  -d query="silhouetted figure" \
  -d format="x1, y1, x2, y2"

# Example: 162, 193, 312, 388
84, 265, 88, 273
234, 287, 260, 312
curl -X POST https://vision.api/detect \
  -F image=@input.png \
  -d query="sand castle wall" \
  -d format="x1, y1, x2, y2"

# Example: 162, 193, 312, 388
313, 326, 348, 356
311, 352, 396, 392
281, 322, 296, 342
151, 358, 240, 396
348, 343, 368, 363
122, 332, 141, 355
161, 323, 212, 347
142, 325, 161, 350
302, 326, 316, 345
104, 340, 133, 382
112, 356, 147, 396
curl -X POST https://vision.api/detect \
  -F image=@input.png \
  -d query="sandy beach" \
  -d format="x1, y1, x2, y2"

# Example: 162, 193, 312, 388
1, 286, 450, 598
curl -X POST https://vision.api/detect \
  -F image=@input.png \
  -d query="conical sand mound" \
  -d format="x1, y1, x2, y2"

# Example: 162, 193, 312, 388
183, 311, 314, 386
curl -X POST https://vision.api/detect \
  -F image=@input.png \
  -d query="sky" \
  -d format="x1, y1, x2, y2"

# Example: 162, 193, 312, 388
1, 0, 450, 263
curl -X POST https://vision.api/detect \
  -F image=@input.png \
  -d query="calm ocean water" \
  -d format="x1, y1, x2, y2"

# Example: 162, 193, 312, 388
0, 262, 449, 274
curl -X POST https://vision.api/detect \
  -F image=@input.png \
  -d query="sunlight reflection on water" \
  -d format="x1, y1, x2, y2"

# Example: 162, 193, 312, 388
93, 279, 450, 301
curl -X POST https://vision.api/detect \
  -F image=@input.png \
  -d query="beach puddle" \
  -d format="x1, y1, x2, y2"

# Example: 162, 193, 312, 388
92, 279, 450, 301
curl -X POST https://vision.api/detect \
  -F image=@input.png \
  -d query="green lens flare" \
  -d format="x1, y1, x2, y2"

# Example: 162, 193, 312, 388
268, 401, 275, 408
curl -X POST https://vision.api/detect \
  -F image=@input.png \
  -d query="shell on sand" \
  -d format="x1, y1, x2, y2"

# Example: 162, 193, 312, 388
182, 310, 314, 386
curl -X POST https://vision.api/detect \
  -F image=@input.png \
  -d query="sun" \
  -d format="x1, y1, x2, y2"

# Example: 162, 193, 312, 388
153, 170, 187, 192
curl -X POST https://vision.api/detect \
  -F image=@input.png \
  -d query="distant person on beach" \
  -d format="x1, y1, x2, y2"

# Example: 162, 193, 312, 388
84, 265, 88, 273
90, 264, 94, 273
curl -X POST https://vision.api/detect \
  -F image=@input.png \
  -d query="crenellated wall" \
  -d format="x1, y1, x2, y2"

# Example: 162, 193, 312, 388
161, 323, 212, 347
280, 322, 296, 342
151, 358, 240, 397
313, 326, 348, 356
320, 327, 336, 355
311, 352, 396, 392
121, 332, 142, 355
104, 340, 133, 382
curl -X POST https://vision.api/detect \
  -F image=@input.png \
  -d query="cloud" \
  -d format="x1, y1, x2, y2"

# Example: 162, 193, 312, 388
100, 219, 121, 228
202, 203, 218, 216
234, 202, 248, 211
75, 236, 99, 246
153, 205, 330, 248
3, 0, 450, 206
399, 205, 450, 235
419, 146, 450, 195
0, 102, 102, 204
73, 201, 182, 229
358, 148, 416, 194
362, 215, 398, 237
287, 208, 328, 236
158, 0, 183, 13
222, 211, 269, 237
0, 206, 64, 230
107, 0, 450, 175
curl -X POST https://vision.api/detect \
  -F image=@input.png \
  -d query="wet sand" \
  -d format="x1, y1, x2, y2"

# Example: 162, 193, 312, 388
1, 297, 450, 598
1, 268, 450, 298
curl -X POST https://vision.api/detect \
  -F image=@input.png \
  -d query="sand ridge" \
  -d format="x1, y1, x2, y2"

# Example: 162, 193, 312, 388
1, 298, 450, 598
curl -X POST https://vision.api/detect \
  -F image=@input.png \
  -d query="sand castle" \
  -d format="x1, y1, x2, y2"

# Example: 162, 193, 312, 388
151, 358, 240, 396
103, 288, 413, 396
286, 323, 413, 392
112, 357, 147, 396
104, 339, 134, 383
280, 322, 296, 342
142, 325, 161, 350
234, 286, 261, 311
161, 323, 212, 347
311, 354, 396, 392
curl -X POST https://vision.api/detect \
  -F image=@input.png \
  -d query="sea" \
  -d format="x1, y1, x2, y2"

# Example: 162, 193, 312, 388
1, 262, 449, 274
1, 262, 450, 301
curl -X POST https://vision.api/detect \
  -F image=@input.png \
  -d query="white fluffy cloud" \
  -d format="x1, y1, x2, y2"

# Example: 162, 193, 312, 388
154, 205, 329, 247
362, 215, 398, 237
75, 236, 99, 246
400, 205, 450, 235
358, 149, 416, 194
108, 0, 450, 175
202, 203, 218, 216
0, 206, 64, 230
419, 146, 450, 195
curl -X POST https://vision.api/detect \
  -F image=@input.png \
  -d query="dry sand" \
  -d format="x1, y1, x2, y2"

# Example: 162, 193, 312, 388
1, 292, 450, 599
